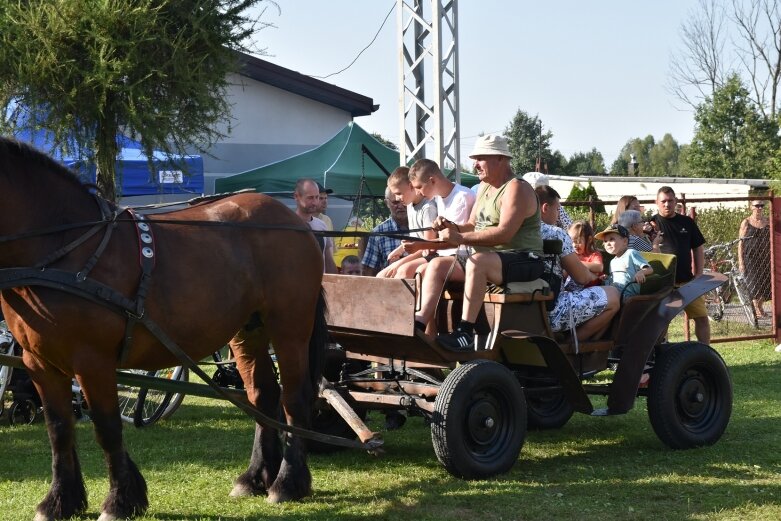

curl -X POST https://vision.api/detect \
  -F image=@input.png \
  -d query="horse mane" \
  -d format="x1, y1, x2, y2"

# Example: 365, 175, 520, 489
0, 136, 106, 200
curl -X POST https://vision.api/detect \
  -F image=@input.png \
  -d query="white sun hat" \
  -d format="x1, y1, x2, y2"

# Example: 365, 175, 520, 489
469, 134, 513, 158
522, 171, 549, 187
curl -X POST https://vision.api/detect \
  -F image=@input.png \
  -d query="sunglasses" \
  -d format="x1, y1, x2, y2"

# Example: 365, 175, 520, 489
753, 204, 765, 208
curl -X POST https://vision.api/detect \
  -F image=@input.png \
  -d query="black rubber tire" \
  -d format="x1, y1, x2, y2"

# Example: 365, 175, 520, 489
431, 360, 526, 479
525, 391, 575, 430
9, 398, 37, 425
647, 342, 732, 449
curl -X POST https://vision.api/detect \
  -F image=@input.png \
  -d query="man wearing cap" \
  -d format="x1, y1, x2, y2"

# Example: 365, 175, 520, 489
315, 182, 334, 231
294, 178, 337, 273
413, 135, 545, 351
651, 186, 709, 343
536, 185, 620, 339
595, 223, 654, 300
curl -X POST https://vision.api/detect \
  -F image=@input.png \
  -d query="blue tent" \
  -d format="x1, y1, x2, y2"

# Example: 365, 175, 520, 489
13, 129, 204, 197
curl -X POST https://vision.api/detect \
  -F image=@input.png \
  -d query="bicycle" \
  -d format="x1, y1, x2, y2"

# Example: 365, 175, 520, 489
117, 366, 188, 427
703, 238, 756, 328
117, 346, 241, 428
1, 320, 186, 427
0, 321, 14, 417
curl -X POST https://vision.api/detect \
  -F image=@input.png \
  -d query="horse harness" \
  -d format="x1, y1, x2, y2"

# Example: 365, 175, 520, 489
0, 196, 379, 451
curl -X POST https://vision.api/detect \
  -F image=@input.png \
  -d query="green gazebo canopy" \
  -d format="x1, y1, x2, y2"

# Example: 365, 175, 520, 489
215, 122, 400, 197
214, 121, 478, 197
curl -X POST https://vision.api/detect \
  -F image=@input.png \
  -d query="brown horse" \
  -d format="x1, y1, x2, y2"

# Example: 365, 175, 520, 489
0, 137, 328, 520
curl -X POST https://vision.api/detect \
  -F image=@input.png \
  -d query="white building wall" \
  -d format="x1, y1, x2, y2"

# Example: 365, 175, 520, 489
199, 73, 356, 193
549, 175, 767, 215
218, 73, 352, 145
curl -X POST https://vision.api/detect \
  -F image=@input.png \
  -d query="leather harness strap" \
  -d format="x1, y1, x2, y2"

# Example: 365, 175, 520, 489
118, 210, 156, 365
0, 267, 377, 451
0, 206, 378, 451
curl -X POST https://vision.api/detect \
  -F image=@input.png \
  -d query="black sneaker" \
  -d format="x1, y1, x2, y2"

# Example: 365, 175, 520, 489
436, 329, 474, 351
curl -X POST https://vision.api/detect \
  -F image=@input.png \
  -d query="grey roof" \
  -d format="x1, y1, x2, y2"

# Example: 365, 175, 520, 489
236, 51, 379, 117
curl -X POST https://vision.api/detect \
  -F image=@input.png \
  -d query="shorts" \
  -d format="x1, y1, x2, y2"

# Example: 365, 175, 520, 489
684, 294, 708, 319
456, 250, 544, 284
495, 250, 545, 284
549, 287, 609, 332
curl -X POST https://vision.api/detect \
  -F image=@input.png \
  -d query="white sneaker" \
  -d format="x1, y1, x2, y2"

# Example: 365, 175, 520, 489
775, 344, 781, 353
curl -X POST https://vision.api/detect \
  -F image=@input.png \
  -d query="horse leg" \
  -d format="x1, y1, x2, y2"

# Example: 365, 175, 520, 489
76, 370, 148, 521
266, 370, 313, 504
229, 325, 282, 497
29, 369, 88, 521
265, 289, 327, 504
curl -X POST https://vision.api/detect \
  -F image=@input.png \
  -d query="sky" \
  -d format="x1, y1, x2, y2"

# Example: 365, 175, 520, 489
248, 0, 698, 168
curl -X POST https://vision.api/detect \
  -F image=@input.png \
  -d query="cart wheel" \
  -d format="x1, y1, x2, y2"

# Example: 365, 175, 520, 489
431, 360, 526, 479
525, 390, 575, 430
647, 342, 732, 449
133, 366, 188, 427
9, 398, 37, 425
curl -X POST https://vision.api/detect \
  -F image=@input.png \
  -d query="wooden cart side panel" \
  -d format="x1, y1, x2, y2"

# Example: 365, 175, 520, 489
323, 275, 416, 335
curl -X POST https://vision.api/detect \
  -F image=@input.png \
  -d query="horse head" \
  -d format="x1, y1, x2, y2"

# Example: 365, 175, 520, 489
0, 137, 108, 267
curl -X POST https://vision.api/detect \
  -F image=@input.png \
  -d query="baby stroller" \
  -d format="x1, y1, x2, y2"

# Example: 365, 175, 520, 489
0, 320, 43, 425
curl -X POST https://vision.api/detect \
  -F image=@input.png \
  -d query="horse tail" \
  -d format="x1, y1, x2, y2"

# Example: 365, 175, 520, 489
309, 287, 328, 394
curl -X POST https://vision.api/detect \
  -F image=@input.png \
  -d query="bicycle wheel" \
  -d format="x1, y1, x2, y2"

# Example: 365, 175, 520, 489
0, 322, 17, 417
703, 270, 725, 321
732, 275, 757, 327
117, 369, 150, 424
132, 366, 188, 427
704, 288, 724, 322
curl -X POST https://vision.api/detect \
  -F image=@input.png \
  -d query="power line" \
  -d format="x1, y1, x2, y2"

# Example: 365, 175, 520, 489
311, 3, 395, 80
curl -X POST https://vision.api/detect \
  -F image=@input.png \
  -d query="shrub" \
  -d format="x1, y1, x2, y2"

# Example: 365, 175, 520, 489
692, 206, 747, 247
566, 181, 605, 213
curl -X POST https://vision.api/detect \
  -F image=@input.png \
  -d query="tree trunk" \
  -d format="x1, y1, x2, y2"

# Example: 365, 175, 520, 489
95, 113, 119, 202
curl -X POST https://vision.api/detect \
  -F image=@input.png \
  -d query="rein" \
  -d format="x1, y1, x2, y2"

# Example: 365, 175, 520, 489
0, 268, 378, 451
0, 201, 417, 452
0, 215, 432, 245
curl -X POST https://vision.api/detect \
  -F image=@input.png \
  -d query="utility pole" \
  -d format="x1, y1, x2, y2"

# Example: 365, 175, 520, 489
397, 0, 460, 181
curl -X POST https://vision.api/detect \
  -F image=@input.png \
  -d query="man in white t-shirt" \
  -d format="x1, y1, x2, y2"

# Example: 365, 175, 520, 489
406, 158, 476, 257
404, 158, 476, 336
294, 178, 337, 273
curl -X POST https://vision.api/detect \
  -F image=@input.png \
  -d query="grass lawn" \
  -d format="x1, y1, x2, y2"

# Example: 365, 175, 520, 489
1, 340, 779, 521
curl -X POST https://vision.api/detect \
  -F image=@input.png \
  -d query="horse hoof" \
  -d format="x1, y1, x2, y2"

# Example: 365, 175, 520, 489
229, 483, 257, 498
267, 488, 309, 504
266, 492, 285, 504
33, 512, 54, 521
97, 512, 120, 521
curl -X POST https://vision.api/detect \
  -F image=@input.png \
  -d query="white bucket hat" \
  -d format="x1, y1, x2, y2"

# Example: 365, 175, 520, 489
469, 134, 513, 158
522, 171, 549, 187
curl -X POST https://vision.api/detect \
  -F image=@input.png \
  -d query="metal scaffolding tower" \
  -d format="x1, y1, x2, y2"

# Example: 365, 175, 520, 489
397, 0, 460, 180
